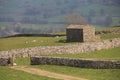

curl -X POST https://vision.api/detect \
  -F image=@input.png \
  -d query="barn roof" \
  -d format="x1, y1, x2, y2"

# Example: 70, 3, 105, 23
66, 24, 95, 29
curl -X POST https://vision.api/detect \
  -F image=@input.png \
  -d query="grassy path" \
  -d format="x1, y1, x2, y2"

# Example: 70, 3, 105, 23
10, 66, 87, 80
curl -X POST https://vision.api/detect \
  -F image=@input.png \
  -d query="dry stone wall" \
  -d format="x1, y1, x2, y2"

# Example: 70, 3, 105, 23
0, 58, 10, 66
31, 57, 120, 69
96, 29, 120, 34
0, 38, 120, 58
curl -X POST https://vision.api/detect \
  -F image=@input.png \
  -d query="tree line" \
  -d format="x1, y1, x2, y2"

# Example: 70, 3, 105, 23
0, 0, 119, 27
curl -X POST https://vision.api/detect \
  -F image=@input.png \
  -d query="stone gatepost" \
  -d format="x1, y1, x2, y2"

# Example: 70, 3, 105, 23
10, 54, 15, 66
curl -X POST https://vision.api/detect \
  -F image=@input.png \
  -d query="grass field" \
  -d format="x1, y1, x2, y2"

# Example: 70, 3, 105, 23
100, 34, 120, 40
14, 56, 120, 80
96, 27, 120, 31
0, 44, 119, 80
0, 66, 59, 80
0, 28, 120, 80
34, 65, 120, 80
0, 36, 67, 51
13, 45, 120, 80
13, 44, 120, 78
0, 34, 120, 51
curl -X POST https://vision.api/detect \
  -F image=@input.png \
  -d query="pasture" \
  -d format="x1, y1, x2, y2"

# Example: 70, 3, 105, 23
0, 33, 120, 51
0, 27, 120, 80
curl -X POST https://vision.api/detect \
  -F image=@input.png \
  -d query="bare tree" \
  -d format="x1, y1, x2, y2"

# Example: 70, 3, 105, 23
65, 13, 87, 25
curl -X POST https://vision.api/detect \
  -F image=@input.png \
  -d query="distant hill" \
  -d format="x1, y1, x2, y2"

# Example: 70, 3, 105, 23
0, 0, 120, 25
0, 0, 120, 37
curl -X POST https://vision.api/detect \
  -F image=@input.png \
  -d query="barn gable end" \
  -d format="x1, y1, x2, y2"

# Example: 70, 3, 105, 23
66, 24, 95, 42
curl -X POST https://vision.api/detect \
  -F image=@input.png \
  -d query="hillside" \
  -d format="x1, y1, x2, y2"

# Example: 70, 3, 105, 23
0, 0, 120, 37
0, 0, 120, 24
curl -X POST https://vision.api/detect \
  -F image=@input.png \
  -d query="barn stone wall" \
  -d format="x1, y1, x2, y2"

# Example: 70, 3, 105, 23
66, 25, 96, 42
31, 57, 120, 69
83, 26, 95, 42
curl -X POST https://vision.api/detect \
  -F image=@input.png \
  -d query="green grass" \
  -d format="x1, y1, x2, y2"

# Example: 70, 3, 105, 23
100, 34, 120, 40
0, 36, 67, 51
96, 27, 120, 31
0, 66, 59, 80
0, 33, 120, 51
15, 57, 30, 66
13, 46, 120, 80
47, 47, 120, 60
96, 27, 120, 40
33, 65, 120, 80
14, 55, 120, 80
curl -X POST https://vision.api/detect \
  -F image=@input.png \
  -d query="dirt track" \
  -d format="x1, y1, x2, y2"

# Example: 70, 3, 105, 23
10, 66, 87, 80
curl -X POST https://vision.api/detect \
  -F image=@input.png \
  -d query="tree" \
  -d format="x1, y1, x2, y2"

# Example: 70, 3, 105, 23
105, 15, 112, 26
100, 8, 106, 16
88, 9, 96, 17
65, 13, 87, 25
87, 16, 92, 24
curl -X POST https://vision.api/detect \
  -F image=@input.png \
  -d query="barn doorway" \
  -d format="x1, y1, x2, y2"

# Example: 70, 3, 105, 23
66, 29, 83, 42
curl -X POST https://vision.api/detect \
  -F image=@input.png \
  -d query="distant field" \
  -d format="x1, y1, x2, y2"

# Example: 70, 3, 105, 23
100, 34, 120, 40
0, 36, 67, 51
0, 66, 58, 80
96, 27, 120, 31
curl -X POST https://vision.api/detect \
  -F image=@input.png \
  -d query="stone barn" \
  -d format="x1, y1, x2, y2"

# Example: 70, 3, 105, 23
66, 24, 95, 42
